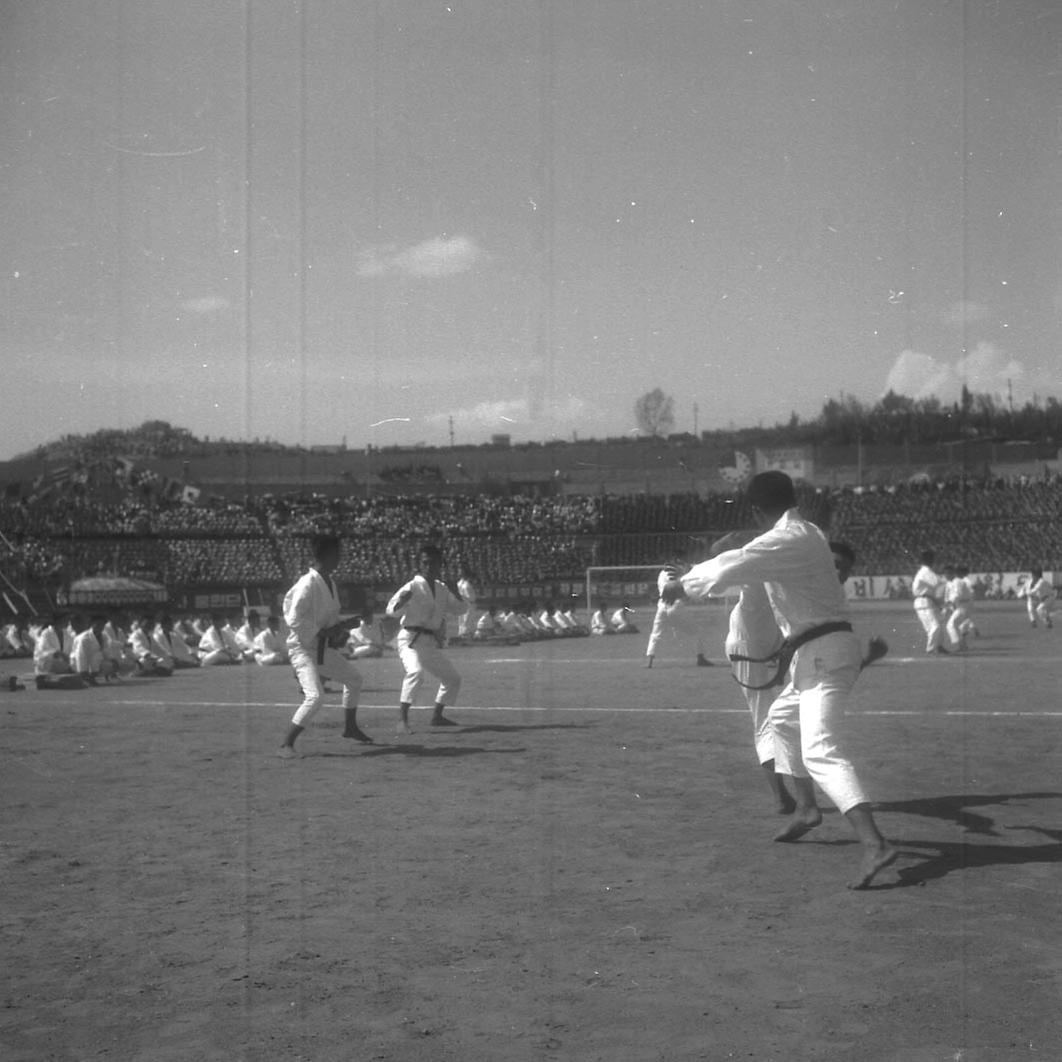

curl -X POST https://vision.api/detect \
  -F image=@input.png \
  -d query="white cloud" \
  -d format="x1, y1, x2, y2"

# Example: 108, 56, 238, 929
883, 342, 1024, 403
428, 394, 602, 434
180, 295, 230, 315
357, 235, 485, 278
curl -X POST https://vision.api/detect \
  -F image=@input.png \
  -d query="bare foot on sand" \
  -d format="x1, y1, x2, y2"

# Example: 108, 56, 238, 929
848, 845, 899, 890
773, 808, 823, 842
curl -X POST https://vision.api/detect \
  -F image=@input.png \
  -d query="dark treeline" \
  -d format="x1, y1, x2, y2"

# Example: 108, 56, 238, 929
11, 387, 1062, 466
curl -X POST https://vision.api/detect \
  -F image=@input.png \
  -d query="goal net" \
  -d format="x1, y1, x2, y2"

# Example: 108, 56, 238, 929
583, 565, 662, 616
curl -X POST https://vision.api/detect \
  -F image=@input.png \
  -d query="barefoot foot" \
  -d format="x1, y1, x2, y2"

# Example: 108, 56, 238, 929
342, 727, 373, 744
848, 845, 899, 890
430, 714, 458, 727
773, 808, 823, 842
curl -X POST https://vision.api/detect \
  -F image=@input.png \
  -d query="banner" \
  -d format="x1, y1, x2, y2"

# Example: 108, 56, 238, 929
755, 447, 813, 481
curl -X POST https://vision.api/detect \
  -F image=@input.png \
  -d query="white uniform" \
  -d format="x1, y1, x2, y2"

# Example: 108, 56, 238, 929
911, 565, 947, 653
253, 627, 288, 665
590, 609, 612, 635
71, 629, 105, 676
682, 509, 868, 815
284, 568, 362, 727
646, 570, 708, 660
197, 626, 237, 665
726, 584, 785, 765
386, 574, 467, 706
33, 625, 70, 675
611, 607, 638, 633
944, 576, 974, 649
1025, 577, 1056, 628
457, 577, 479, 638
154, 625, 201, 668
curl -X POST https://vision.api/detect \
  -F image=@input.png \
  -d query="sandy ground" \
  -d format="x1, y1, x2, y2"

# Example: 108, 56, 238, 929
2, 601, 1061, 1061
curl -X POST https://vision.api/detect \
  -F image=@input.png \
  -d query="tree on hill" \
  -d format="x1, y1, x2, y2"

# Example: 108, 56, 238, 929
634, 388, 675, 437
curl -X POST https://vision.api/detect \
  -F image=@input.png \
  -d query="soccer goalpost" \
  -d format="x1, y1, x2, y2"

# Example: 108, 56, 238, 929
583, 565, 662, 617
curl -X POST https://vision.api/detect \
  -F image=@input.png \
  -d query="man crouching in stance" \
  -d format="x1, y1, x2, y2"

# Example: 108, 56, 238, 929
665, 471, 897, 889
277, 533, 370, 758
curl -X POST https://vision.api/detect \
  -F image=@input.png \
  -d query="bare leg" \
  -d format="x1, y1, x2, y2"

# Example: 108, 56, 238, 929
773, 776, 823, 841
645, 654, 654, 669
277, 723, 303, 758
762, 760, 796, 815
342, 707, 372, 743
430, 701, 458, 726
397, 701, 413, 734
844, 803, 898, 889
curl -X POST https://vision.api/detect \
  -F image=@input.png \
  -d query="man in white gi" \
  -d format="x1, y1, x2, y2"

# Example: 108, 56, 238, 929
645, 564, 713, 668
253, 614, 288, 665
944, 565, 974, 650
611, 604, 639, 634
912, 550, 948, 654
456, 568, 480, 641
590, 602, 612, 635
198, 614, 241, 666
1022, 566, 1056, 629
277, 533, 370, 758
666, 471, 896, 889
234, 612, 262, 662
386, 544, 468, 733
130, 614, 173, 676
154, 614, 201, 669
72, 615, 119, 684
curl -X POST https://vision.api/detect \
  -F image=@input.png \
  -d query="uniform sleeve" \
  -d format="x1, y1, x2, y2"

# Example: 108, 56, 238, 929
682, 529, 810, 600
444, 587, 469, 616
285, 578, 320, 646
386, 580, 414, 616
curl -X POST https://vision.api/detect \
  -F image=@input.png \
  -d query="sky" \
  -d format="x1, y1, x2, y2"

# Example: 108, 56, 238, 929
1, 0, 1060, 459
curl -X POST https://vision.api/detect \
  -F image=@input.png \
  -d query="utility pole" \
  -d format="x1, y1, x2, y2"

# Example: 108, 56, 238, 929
448, 415, 455, 448
693, 402, 699, 437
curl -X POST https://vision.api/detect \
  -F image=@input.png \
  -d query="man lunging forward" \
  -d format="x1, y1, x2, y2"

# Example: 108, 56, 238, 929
668, 471, 897, 889
277, 533, 371, 758
387, 545, 468, 734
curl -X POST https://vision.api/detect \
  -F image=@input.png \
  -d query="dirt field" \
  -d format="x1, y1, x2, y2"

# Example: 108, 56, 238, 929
3, 601, 1061, 1061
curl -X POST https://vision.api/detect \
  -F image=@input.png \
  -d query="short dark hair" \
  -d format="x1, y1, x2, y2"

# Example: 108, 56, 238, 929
746, 471, 796, 514
420, 544, 443, 561
829, 541, 856, 565
311, 533, 341, 561
920, 549, 936, 565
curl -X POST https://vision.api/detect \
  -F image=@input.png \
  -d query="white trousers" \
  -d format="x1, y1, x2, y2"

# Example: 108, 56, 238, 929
458, 608, 480, 638
1027, 598, 1053, 625
397, 630, 461, 706
914, 600, 944, 653
945, 606, 973, 647
768, 632, 868, 815
255, 651, 287, 666
290, 646, 362, 727
646, 600, 707, 658
727, 639, 781, 765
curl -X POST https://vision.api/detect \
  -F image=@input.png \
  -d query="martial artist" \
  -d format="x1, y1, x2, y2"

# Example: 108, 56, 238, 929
645, 564, 713, 668
277, 533, 370, 757
386, 544, 468, 733
667, 471, 896, 889
1023, 567, 1056, 629
912, 550, 948, 654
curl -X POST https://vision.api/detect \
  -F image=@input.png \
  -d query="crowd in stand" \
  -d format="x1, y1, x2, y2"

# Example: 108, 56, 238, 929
1, 474, 1061, 595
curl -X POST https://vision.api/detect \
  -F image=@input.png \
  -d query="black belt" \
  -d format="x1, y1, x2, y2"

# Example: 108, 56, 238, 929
403, 625, 440, 647
727, 621, 853, 691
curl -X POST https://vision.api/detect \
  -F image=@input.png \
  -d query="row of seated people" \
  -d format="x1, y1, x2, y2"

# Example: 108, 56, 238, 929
828, 476, 1062, 527
829, 519, 1062, 575
5, 472, 1060, 543
0, 497, 264, 537
1, 611, 294, 688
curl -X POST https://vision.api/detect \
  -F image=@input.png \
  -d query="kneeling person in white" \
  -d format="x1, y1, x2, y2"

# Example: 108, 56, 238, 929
277, 533, 370, 758
387, 545, 468, 733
